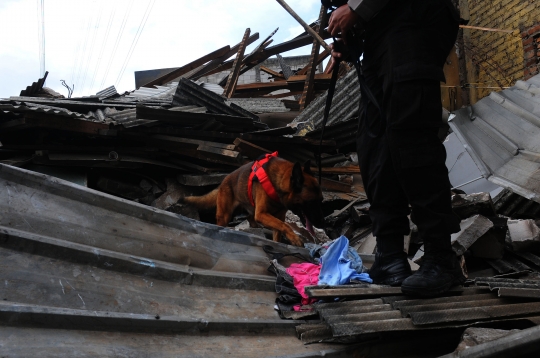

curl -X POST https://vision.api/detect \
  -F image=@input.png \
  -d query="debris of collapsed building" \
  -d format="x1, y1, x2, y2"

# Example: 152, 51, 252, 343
3, 9, 540, 357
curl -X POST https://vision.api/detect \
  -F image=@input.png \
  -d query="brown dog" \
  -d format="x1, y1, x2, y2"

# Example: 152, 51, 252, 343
182, 155, 325, 247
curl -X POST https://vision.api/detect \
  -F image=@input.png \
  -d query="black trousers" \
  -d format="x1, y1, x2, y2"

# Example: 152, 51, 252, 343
357, 0, 461, 254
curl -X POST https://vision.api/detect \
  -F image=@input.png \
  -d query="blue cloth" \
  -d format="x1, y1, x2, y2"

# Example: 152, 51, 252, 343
318, 236, 373, 285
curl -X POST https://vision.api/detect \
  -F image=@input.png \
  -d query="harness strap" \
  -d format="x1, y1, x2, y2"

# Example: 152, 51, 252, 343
248, 151, 280, 206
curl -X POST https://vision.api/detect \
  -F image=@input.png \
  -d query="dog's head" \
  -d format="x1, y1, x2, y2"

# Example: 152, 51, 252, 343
287, 161, 325, 232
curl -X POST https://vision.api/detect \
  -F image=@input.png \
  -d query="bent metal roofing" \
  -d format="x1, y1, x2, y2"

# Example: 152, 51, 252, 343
449, 74, 540, 203
0, 163, 362, 357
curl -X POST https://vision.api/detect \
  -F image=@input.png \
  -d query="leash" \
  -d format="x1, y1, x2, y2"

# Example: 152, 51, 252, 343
317, 3, 386, 184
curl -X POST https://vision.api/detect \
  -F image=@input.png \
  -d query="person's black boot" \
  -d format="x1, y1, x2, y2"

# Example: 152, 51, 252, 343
369, 251, 412, 286
401, 253, 466, 296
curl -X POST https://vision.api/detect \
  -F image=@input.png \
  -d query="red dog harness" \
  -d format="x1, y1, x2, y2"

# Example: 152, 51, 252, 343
248, 151, 280, 206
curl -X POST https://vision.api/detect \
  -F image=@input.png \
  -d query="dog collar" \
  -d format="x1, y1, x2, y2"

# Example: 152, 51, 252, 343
248, 151, 280, 206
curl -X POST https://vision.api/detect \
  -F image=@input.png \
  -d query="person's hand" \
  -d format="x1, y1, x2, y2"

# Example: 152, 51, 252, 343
325, 41, 346, 73
327, 4, 359, 43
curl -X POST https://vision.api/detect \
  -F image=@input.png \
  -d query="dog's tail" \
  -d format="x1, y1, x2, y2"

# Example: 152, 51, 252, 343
182, 188, 219, 210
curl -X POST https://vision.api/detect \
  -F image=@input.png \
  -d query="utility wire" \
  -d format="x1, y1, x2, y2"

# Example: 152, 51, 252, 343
89, 4, 117, 93
80, 0, 105, 94
74, 0, 98, 95
100, 0, 134, 90
115, 0, 155, 88
69, 1, 91, 86
36, 0, 45, 77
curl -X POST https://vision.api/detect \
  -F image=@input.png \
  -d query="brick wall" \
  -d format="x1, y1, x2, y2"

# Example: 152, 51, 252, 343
521, 22, 540, 80
460, 0, 540, 102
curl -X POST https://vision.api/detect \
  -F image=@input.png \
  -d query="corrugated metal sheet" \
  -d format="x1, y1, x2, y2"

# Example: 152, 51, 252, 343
0, 102, 114, 123
290, 69, 360, 136
174, 78, 261, 122
96, 85, 119, 100
297, 287, 540, 343
19, 71, 48, 97
128, 82, 178, 101
0, 163, 361, 357
227, 98, 290, 114
449, 74, 540, 204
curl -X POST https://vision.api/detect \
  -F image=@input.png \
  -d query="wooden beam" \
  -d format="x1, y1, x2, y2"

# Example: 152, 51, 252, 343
188, 33, 260, 81
223, 28, 251, 98
141, 45, 230, 88
274, 0, 331, 52
310, 166, 360, 175
287, 73, 333, 82
233, 138, 271, 160
260, 66, 284, 78
299, 6, 325, 111
296, 49, 330, 76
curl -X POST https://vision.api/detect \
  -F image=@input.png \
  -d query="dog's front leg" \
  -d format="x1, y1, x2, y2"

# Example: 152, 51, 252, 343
254, 210, 303, 247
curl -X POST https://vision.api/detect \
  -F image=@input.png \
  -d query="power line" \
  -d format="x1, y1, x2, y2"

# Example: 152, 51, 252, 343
69, 1, 92, 86
74, 0, 98, 95
36, 0, 45, 77
115, 0, 155, 88
80, 0, 105, 93
88, 4, 117, 93
100, 0, 134, 90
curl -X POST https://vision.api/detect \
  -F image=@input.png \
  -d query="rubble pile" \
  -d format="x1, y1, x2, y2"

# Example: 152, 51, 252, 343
0, 25, 364, 242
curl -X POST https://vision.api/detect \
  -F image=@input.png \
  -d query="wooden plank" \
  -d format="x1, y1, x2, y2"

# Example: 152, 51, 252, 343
259, 66, 284, 78
149, 134, 235, 150
287, 73, 332, 82
299, 7, 324, 111
223, 28, 252, 98
296, 49, 330, 76
321, 177, 352, 193
275, 0, 331, 52
188, 33, 260, 81
233, 138, 271, 160
141, 45, 231, 88
310, 166, 360, 175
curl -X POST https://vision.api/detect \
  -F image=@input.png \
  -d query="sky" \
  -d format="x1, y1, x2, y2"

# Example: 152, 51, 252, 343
0, 0, 323, 99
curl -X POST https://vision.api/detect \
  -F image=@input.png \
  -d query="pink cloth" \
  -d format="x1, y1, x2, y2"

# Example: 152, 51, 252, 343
286, 263, 321, 305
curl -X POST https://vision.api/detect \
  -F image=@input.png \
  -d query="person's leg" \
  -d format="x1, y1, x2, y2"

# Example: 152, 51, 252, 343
382, 78, 464, 295
357, 71, 412, 286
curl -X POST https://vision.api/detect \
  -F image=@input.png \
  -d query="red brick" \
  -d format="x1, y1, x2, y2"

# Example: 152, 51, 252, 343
523, 37, 534, 46
525, 51, 536, 59
525, 58, 537, 67
527, 24, 540, 36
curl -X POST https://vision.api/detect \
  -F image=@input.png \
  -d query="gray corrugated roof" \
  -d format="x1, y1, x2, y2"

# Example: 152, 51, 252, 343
290, 69, 360, 136
227, 98, 290, 113
0, 163, 358, 357
449, 74, 540, 203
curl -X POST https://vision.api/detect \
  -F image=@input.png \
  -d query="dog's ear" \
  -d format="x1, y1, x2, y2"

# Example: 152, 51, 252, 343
291, 162, 304, 192
303, 160, 313, 175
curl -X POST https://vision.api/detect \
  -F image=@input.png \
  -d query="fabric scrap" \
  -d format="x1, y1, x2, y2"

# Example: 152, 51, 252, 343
286, 262, 321, 305
319, 235, 373, 285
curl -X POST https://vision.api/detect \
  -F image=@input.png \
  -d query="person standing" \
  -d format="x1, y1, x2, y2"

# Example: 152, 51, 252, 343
326, 0, 465, 296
